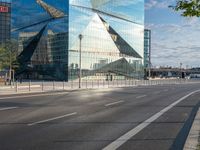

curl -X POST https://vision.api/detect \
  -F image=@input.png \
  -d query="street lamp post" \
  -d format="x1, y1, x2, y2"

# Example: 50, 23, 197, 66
148, 30, 151, 79
9, 49, 12, 85
79, 34, 83, 88
180, 62, 182, 78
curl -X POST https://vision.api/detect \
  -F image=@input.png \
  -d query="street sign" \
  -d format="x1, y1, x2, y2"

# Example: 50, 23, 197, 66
0, 6, 8, 13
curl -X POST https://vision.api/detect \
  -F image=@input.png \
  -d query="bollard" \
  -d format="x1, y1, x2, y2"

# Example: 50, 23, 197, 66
42, 80, 44, 91
15, 81, 18, 92
29, 80, 31, 92
71, 80, 73, 89
86, 79, 88, 89
53, 81, 55, 90
63, 81, 65, 91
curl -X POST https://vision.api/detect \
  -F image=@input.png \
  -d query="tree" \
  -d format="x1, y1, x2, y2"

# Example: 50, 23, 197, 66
170, 0, 200, 17
0, 46, 9, 70
0, 40, 18, 71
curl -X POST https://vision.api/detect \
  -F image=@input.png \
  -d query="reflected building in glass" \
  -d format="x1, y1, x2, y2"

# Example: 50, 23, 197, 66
69, 0, 144, 80
0, 0, 11, 43
144, 29, 151, 69
12, 0, 144, 81
12, 0, 68, 80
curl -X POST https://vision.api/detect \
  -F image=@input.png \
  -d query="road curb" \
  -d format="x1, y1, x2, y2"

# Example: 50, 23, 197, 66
0, 85, 136, 96
184, 108, 200, 150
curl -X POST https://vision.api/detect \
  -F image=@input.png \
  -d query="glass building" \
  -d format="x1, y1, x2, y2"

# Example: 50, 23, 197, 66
0, 0, 11, 43
144, 29, 151, 69
12, 0, 68, 80
69, 0, 144, 80
11, 0, 144, 81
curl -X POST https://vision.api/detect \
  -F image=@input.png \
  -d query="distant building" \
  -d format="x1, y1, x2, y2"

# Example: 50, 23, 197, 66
0, 0, 11, 43
144, 29, 151, 69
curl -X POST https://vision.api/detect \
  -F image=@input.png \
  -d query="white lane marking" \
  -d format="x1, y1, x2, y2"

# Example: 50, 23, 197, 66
0, 107, 18, 111
105, 101, 124, 107
102, 90, 200, 150
136, 95, 147, 99
0, 92, 69, 100
28, 112, 77, 126
164, 89, 169, 92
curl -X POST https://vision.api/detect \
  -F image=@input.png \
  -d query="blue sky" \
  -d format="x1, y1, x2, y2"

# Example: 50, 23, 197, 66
12, 0, 68, 34
11, 0, 198, 68
145, 0, 200, 68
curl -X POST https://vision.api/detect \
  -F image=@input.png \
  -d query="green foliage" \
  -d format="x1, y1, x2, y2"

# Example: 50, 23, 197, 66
0, 40, 18, 71
170, 0, 200, 17
0, 47, 9, 70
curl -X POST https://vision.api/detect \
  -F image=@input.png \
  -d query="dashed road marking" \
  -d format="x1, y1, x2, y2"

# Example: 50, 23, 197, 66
28, 112, 77, 126
0, 107, 18, 111
136, 95, 147, 99
105, 101, 124, 107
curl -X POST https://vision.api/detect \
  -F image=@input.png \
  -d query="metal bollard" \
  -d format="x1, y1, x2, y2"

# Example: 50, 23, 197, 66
15, 81, 18, 92
71, 80, 73, 89
29, 80, 31, 92
42, 80, 44, 91
63, 81, 65, 91
53, 81, 55, 90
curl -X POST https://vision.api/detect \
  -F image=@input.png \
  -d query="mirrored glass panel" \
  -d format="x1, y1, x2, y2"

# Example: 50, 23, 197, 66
69, 0, 144, 80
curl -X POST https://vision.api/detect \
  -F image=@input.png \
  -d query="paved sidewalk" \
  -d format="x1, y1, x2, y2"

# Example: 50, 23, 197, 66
0, 79, 197, 96
184, 108, 200, 150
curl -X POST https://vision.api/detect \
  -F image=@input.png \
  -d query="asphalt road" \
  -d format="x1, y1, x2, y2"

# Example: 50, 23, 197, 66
0, 83, 200, 150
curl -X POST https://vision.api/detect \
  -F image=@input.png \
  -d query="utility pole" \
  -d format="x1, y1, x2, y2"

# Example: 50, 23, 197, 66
79, 34, 83, 89
180, 62, 182, 78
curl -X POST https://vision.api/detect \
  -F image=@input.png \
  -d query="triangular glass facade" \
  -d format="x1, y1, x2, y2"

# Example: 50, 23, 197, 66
10, 0, 144, 80
69, 0, 144, 80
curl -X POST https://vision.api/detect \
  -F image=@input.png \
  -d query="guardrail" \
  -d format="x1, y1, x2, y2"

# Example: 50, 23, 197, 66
0, 79, 196, 94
